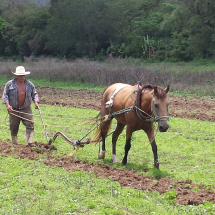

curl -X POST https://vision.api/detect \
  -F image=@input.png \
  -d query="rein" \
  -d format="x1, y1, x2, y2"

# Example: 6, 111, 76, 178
107, 107, 135, 120
9, 110, 69, 128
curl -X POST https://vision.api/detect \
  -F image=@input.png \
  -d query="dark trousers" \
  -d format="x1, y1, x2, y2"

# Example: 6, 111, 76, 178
9, 107, 34, 136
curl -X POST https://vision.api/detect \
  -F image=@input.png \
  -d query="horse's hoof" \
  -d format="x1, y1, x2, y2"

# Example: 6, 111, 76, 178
122, 159, 127, 166
154, 160, 159, 169
98, 150, 106, 159
111, 154, 117, 163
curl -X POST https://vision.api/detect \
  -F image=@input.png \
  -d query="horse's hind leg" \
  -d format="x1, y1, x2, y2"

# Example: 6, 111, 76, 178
111, 122, 125, 163
98, 134, 106, 159
98, 120, 111, 159
122, 127, 133, 166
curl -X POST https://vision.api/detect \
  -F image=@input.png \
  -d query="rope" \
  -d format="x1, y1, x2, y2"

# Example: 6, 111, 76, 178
11, 109, 94, 122
70, 105, 161, 149
11, 109, 34, 115
11, 109, 89, 120
3, 113, 9, 126
53, 104, 163, 150
107, 107, 135, 120
38, 107, 49, 142
4, 99, 167, 153
133, 106, 152, 118
8, 111, 70, 128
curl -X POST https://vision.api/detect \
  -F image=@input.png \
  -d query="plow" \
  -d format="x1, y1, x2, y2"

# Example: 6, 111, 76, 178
52, 131, 99, 148
36, 104, 102, 151
50, 109, 133, 153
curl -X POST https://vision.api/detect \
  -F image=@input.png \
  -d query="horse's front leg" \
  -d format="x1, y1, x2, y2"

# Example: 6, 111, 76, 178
122, 138, 131, 165
122, 127, 133, 166
151, 139, 159, 169
146, 126, 159, 169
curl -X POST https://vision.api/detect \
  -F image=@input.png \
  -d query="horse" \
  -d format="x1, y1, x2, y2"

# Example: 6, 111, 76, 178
94, 82, 170, 169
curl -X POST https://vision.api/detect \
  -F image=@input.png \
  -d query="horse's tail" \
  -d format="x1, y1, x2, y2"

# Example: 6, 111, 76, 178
93, 113, 112, 145
81, 111, 101, 125
93, 126, 102, 145
92, 111, 102, 144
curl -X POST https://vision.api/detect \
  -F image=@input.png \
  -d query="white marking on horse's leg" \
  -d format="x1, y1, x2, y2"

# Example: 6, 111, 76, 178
111, 154, 118, 163
98, 150, 106, 159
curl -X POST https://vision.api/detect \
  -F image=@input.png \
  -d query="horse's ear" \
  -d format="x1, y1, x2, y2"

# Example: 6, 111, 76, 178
165, 85, 170, 94
154, 86, 158, 96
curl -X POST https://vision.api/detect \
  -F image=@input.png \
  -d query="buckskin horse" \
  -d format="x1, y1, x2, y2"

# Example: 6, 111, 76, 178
94, 82, 170, 169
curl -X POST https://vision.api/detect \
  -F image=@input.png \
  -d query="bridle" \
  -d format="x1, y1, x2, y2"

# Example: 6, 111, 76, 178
151, 95, 169, 122
133, 85, 169, 123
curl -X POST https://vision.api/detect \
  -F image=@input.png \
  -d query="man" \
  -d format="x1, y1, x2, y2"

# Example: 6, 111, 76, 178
2, 66, 39, 145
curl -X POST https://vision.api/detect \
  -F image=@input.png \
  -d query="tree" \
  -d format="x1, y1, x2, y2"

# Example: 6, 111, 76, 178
106, 0, 173, 59
9, 4, 50, 57
46, 0, 120, 58
162, 0, 215, 59
0, 16, 7, 55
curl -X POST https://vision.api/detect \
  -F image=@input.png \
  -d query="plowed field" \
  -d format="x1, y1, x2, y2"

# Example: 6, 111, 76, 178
1, 86, 215, 205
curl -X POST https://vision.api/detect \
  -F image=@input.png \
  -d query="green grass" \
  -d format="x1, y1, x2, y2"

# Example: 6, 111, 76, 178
0, 104, 215, 214
1, 105, 215, 185
1, 156, 213, 215
32, 79, 105, 92
1, 74, 215, 213
0, 76, 105, 92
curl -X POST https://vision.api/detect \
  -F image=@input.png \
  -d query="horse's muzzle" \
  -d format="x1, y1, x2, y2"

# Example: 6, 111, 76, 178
158, 122, 169, 132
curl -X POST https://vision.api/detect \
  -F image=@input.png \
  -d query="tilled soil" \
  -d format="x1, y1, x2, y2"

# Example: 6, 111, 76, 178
1, 86, 215, 205
37, 86, 215, 122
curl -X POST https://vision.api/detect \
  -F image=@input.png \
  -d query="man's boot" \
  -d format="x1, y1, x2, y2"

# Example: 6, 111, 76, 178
11, 136, 18, 144
26, 129, 33, 145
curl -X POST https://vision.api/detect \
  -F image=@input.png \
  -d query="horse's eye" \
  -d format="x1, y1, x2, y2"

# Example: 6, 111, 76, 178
154, 104, 159, 108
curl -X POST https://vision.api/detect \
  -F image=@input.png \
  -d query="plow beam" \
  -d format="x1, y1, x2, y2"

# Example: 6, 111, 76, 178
52, 132, 99, 147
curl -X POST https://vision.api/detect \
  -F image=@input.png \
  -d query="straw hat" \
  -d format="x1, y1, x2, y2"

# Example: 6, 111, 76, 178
12, 66, 30, 75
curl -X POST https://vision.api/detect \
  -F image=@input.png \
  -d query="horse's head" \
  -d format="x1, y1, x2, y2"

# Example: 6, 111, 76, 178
152, 85, 170, 132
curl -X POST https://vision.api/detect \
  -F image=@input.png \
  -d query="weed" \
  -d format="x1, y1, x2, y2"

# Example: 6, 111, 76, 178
163, 190, 177, 204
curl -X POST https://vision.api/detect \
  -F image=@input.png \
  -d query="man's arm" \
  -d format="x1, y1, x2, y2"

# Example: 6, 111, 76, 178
29, 81, 39, 109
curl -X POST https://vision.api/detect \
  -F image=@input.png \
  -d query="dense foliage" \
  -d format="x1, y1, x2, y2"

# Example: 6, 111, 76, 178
0, 0, 215, 62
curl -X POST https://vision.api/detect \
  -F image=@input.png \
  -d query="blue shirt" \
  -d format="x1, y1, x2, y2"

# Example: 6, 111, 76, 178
2, 78, 39, 109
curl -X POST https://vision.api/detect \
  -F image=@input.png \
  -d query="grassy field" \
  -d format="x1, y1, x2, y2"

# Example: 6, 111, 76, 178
0, 58, 215, 214
0, 103, 215, 214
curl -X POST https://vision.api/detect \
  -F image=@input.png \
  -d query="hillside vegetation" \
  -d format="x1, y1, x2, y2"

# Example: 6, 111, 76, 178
1, 57, 215, 97
1, 0, 215, 62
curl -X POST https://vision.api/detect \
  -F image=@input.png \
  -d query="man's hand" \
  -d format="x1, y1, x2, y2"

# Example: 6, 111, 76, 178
6, 103, 13, 112
35, 102, 39, 109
